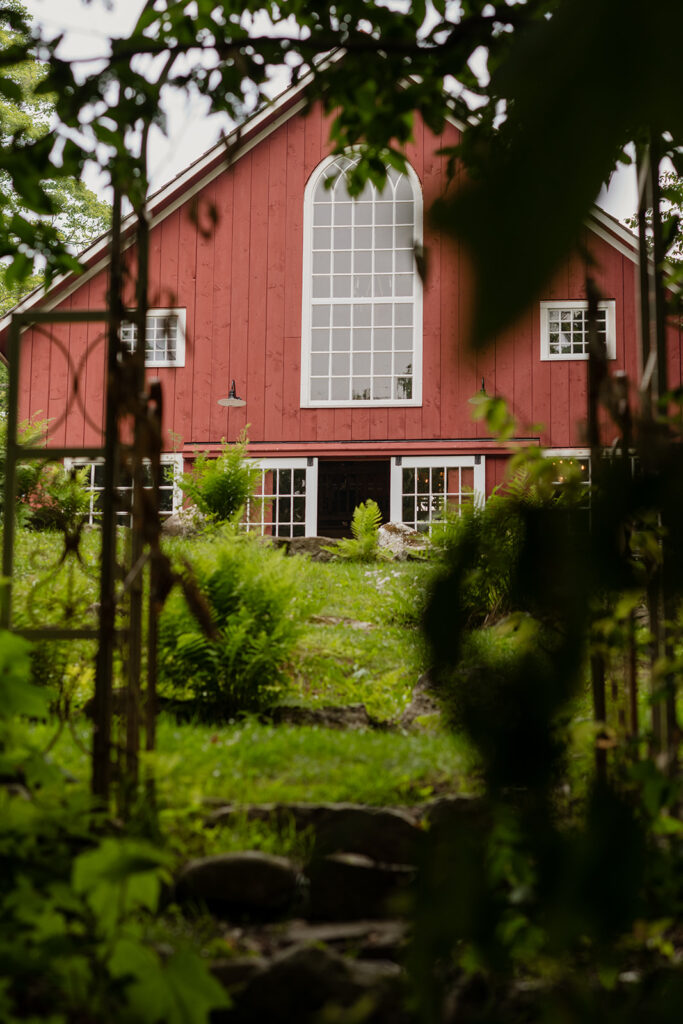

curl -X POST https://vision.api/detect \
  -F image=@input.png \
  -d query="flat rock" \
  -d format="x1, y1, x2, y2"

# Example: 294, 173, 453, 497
174, 851, 300, 917
309, 614, 374, 630
422, 794, 488, 832
208, 801, 423, 864
269, 702, 389, 731
227, 944, 405, 1024
278, 918, 408, 960
284, 536, 338, 561
210, 956, 268, 991
399, 671, 441, 729
308, 853, 415, 921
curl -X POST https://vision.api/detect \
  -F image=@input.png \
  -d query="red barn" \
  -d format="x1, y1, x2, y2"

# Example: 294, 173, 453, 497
1, 77, 678, 536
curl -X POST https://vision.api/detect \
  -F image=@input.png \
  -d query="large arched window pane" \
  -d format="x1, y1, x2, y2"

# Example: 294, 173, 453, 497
301, 154, 422, 407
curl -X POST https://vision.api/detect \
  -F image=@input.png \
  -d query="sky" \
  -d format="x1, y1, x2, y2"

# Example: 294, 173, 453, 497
23, 0, 638, 224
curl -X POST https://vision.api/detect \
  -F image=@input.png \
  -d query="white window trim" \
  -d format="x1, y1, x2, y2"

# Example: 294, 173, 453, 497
300, 154, 423, 409
540, 299, 616, 362
64, 452, 184, 524
248, 457, 318, 537
122, 308, 187, 368
390, 455, 486, 526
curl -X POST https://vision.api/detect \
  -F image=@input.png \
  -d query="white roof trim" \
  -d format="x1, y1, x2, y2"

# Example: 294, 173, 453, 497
0, 63, 323, 333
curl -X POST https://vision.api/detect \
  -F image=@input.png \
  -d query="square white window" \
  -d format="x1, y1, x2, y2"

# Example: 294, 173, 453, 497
540, 300, 616, 361
120, 308, 186, 367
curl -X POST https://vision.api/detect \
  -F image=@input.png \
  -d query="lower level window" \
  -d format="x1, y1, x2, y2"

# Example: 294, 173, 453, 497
391, 456, 485, 532
66, 454, 182, 525
244, 458, 317, 539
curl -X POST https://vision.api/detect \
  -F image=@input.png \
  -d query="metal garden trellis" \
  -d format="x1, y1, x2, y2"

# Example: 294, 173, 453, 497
0, 188, 166, 811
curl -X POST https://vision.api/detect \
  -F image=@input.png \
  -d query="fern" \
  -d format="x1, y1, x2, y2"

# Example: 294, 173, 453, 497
326, 499, 387, 562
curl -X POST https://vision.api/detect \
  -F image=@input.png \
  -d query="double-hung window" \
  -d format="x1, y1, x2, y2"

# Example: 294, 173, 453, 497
301, 154, 422, 407
120, 308, 186, 367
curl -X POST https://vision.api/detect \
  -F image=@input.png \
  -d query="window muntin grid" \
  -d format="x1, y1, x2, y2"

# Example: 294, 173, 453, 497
120, 309, 185, 367
304, 154, 421, 406
401, 464, 475, 532
540, 300, 615, 361
66, 457, 179, 525
244, 466, 308, 538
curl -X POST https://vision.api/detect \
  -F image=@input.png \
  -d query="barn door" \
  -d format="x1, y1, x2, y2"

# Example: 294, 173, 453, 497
317, 459, 391, 537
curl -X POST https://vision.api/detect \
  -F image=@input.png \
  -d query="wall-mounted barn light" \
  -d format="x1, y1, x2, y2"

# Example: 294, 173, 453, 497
217, 380, 246, 407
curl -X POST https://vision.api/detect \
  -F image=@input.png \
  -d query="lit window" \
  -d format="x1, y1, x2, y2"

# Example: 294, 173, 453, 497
120, 309, 186, 367
301, 154, 422, 406
391, 456, 486, 532
540, 300, 615, 361
65, 454, 182, 525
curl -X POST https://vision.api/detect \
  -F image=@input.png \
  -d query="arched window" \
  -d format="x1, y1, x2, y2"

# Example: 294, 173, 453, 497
301, 153, 422, 406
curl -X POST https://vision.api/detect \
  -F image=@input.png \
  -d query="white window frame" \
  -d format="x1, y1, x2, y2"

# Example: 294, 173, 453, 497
244, 458, 318, 538
300, 153, 423, 409
121, 308, 187, 368
540, 299, 616, 361
64, 452, 183, 525
390, 455, 486, 530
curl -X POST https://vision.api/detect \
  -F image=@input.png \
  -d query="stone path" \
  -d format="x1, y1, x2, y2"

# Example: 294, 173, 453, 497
173, 797, 485, 1022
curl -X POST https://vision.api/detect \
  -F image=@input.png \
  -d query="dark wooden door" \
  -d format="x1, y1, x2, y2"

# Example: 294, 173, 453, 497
317, 459, 391, 537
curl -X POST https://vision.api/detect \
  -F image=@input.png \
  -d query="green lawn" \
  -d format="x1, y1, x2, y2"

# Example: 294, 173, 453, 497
9, 528, 477, 818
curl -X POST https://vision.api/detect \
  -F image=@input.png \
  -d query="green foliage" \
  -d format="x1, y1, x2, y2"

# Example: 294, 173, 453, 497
26, 462, 90, 532
0, 416, 45, 522
178, 435, 260, 523
0, 811, 229, 1023
326, 499, 387, 562
158, 532, 310, 717
0, 416, 91, 531
0, 2, 110, 311
0, 627, 228, 1024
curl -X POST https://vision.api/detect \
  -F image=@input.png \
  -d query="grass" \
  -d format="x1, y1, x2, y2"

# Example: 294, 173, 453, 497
8, 526, 478, 828
292, 560, 432, 720
13, 527, 435, 721
27, 713, 475, 810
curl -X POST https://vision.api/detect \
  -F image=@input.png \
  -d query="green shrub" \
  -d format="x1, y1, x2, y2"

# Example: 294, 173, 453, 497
179, 434, 260, 522
326, 499, 387, 562
27, 463, 91, 532
158, 532, 311, 717
0, 418, 47, 524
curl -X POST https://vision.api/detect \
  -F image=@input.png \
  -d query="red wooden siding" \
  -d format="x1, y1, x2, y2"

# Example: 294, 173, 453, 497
12, 102, 680, 492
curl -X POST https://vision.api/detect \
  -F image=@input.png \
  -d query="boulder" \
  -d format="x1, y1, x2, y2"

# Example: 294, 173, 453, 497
161, 504, 206, 537
377, 522, 428, 560
308, 853, 414, 921
174, 851, 300, 917
208, 801, 422, 864
286, 536, 338, 561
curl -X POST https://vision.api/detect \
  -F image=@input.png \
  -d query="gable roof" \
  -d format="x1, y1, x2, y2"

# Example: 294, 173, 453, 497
0, 68, 638, 344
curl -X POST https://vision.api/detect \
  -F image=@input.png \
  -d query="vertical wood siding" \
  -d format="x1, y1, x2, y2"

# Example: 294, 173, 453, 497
15, 104, 678, 481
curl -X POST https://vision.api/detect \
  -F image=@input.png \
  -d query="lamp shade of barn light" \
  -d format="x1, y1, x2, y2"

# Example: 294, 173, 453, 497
217, 380, 246, 407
